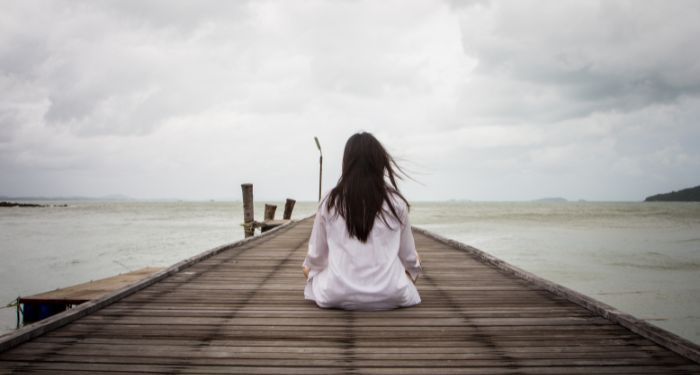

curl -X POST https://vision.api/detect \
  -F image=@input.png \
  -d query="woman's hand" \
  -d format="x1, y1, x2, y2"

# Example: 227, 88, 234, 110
405, 270, 417, 284
303, 266, 310, 280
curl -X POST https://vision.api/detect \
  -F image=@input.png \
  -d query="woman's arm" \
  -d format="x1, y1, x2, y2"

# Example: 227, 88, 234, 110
302, 208, 329, 280
398, 211, 422, 283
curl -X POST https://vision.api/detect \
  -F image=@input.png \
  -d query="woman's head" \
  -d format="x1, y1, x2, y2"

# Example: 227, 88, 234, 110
327, 132, 409, 242
341, 133, 398, 188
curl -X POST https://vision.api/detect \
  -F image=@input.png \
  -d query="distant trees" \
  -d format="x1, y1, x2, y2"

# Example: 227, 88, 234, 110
645, 186, 700, 202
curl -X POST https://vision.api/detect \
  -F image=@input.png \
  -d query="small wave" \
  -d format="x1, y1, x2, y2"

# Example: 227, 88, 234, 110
597, 290, 659, 296
607, 261, 700, 271
677, 238, 700, 243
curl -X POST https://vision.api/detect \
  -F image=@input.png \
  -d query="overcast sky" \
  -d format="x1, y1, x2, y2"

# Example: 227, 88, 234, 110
1, 0, 699, 201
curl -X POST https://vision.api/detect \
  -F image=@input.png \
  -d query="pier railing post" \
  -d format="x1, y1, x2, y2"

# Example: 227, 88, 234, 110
241, 183, 254, 238
283, 198, 296, 220
264, 204, 277, 221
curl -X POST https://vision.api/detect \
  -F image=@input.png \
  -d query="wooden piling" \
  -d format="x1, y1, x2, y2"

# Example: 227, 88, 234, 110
241, 183, 254, 238
264, 204, 277, 221
283, 198, 296, 220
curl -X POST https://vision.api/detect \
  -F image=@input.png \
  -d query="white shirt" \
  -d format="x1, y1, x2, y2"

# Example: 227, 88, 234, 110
303, 195, 422, 310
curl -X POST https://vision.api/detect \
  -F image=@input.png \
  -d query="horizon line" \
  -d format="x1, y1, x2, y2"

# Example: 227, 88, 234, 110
0, 195, 651, 203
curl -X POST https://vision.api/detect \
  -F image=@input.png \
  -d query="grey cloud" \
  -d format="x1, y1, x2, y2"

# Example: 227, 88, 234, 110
2, 0, 449, 140
0, 110, 21, 143
456, 0, 700, 122
101, 0, 253, 32
447, 0, 490, 10
1, 1, 261, 138
0, 34, 48, 78
310, 54, 427, 97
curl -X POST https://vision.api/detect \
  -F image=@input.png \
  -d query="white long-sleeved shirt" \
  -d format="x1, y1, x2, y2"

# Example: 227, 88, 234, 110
302, 195, 422, 310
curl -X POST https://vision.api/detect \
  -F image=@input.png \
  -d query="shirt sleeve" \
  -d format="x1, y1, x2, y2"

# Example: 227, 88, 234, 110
302, 207, 329, 280
398, 210, 422, 282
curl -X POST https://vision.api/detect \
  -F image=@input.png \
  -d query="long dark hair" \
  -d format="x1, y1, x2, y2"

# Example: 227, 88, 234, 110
326, 132, 410, 242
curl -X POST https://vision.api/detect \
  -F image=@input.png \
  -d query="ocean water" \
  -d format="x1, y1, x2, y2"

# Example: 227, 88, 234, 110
0, 201, 698, 344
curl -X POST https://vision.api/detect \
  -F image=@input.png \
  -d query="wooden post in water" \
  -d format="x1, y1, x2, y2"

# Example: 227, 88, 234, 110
241, 183, 254, 238
283, 198, 296, 220
264, 204, 277, 221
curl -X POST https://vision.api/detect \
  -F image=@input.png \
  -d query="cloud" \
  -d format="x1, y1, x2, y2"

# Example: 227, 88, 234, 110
454, 0, 700, 121
1, 0, 699, 201
1, 1, 265, 138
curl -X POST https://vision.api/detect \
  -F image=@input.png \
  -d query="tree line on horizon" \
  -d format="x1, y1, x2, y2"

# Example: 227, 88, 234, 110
645, 185, 700, 202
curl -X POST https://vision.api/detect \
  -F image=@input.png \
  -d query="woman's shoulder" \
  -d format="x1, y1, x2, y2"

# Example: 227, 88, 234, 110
386, 191, 409, 216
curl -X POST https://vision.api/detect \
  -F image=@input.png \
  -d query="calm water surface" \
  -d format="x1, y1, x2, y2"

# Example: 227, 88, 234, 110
1, 201, 698, 344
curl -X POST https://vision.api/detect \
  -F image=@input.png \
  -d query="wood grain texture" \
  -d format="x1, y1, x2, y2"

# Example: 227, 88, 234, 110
19, 267, 163, 303
1, 217, 698, 374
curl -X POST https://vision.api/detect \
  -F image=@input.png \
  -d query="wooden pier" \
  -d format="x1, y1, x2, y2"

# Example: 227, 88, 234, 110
17, 267, 163, 325
19, 268, 163, 305
1, 217, 699, 374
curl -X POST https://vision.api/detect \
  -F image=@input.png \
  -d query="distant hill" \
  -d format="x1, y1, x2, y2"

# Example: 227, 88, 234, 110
533, 197, 568, 203
644, 185, 700, 202
0, 194, 132, 201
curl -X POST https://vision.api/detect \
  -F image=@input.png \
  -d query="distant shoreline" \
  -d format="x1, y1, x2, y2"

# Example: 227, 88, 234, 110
0, 201, 67, 208
645, 185, 700, 202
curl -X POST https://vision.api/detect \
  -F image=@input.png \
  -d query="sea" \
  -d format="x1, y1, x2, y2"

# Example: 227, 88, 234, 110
0, 200, 698, 344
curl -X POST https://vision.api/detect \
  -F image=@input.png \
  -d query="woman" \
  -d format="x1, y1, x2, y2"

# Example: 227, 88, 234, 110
302, 132, 422, 310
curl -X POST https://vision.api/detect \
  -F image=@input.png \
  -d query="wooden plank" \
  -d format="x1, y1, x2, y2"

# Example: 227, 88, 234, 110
19, 267, 163, 303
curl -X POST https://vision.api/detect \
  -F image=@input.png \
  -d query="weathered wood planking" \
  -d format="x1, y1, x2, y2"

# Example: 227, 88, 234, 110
1, 217, 699, 374
19, 267, 163, 304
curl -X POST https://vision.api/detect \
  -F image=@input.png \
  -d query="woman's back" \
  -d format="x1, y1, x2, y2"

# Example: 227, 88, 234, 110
303, 194, 422, 310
